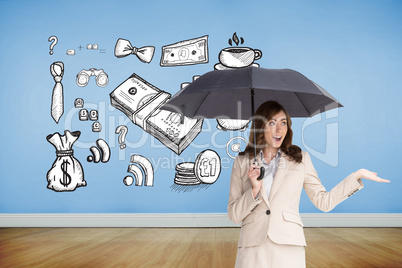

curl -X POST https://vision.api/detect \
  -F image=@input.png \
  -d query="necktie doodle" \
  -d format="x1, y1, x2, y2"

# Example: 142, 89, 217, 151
50, 61, 64, 123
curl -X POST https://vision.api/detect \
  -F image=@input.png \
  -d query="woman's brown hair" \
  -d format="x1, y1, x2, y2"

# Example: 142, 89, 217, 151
239, 100, 302, 163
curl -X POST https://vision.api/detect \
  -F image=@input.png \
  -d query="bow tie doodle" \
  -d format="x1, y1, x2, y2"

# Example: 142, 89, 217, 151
50, 61, 64, 124
114, 38, 155, 63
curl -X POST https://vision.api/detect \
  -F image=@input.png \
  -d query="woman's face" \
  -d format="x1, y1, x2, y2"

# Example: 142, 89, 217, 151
264, 110, 288, 150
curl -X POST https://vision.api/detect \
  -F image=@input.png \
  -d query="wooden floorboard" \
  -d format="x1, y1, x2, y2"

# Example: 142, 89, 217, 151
0, 227, 401, 267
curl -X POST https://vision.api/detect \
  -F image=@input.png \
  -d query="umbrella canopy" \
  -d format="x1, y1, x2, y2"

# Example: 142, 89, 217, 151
161, 66, 343, 120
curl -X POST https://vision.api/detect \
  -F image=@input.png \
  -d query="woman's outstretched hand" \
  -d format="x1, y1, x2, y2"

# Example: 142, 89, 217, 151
355, 169, 390, 183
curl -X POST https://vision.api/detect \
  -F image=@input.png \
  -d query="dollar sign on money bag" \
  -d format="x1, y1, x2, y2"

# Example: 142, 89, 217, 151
46, 130, 86, 192
60, 160, 72, 187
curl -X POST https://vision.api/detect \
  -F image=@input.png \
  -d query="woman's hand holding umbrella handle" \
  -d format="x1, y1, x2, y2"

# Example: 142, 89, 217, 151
248, 163, 263, 198
355, 169, 390, 183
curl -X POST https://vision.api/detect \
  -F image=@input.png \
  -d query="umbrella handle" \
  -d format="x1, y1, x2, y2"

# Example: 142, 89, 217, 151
257, 166, 265, 180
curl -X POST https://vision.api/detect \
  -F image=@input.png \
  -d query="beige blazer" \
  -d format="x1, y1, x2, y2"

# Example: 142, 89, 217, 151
228, 151, 363, 247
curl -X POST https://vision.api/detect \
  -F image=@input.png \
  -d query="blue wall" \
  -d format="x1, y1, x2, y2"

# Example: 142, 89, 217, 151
0, 0, 400, 213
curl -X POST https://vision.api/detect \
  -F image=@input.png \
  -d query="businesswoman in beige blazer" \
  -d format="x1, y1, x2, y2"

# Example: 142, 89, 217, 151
228, 100, 390, 268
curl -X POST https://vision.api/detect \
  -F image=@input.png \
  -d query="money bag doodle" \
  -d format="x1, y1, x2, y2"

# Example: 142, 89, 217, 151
46, 130, 86, 192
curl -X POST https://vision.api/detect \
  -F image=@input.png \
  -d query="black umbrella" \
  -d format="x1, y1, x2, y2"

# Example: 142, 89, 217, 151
161, 66, 343, 179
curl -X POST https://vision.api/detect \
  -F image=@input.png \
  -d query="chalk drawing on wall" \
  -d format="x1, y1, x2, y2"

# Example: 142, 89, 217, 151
226, 136, 248, 159
48, 36, 58, 55
171, 149, 221, 192
89, 110, 98, 121
216, 119, 250, 131
180, 75, 200, 90
123, 154, 154, 187
66, 49, 75, 56
115, 125, 128, 149
46, 130, 86, 192
92, 122, 102, 132
76, 68, 109, 87
79, 109, 89, 121
174, 162, 200, 186
50, 61, 64, 124
110, 73, 170, 126
125, 164, 144, 186
114, 38, 155, 63
146, 103, 203, 155
74, 98, 84, 108
87, 44, 98, 50
74, 100, 101, 132
195, 149, 221, 184
160, 35, 209, 67
214, 32, 262, 70
87, 139, 111, 163
213, 33, 259, 130
110, 73, 203, 155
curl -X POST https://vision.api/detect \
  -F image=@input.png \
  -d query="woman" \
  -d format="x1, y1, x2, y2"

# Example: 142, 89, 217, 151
227, 101, 390, 268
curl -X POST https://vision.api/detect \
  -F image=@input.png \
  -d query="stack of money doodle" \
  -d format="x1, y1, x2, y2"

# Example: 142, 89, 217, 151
174, 162, 201, 185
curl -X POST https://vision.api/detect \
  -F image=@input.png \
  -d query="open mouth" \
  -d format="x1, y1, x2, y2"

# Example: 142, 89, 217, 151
273, 136, 282, 142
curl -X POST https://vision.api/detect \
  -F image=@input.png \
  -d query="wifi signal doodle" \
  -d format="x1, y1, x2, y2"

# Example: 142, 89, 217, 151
87, 139, 111, 163
123, 154, 154, 187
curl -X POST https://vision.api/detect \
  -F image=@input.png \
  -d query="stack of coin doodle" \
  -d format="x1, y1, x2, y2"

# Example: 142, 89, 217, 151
174, 150, 221, 186
174, 162, 201, 185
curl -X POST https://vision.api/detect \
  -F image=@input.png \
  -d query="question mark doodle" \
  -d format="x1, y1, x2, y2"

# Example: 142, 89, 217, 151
48, 36, 58, 55
115, 125, 128, 149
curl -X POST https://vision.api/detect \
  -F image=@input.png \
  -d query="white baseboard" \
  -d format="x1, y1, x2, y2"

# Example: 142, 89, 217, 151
0, 213, 401, 228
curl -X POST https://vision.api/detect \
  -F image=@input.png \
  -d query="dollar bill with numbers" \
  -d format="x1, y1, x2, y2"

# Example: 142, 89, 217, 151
160, 35, 209, 67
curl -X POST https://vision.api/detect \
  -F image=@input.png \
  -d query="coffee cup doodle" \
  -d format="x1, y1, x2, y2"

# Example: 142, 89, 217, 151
219, 47, 262, 68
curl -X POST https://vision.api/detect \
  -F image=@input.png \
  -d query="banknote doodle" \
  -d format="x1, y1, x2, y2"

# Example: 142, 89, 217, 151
46, 130, 86, 192
160, 35, 209, 67
76, 68, 108, 87
87, 139, 111, 163
171, 149, 221, 193
114, 38, 155, 63
124, 155, 154, 187
109, 73, 203, 154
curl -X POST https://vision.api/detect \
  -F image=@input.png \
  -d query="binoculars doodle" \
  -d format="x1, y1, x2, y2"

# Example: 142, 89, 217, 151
76, 68, 109, 87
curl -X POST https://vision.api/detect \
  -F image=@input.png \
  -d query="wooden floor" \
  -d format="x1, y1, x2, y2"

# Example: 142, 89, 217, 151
0, 228, 401, 267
